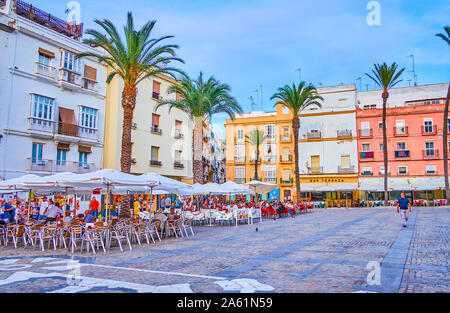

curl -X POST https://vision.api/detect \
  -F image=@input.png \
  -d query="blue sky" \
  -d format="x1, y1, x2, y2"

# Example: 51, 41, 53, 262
29, 0, 450, 139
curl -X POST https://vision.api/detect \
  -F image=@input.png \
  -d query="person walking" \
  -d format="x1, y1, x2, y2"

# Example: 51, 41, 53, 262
396, 192, 412, 228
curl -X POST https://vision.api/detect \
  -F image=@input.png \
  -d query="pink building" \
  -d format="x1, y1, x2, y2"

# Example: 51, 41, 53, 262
356, 83, 449, 202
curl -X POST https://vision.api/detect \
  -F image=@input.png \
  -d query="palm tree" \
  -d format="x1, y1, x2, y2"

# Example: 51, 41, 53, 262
76, 13, 184, 218
366, 63, 405, 205
155, 72, 243, 184
271, 82, 323, 203
245, 129, 268, 181
436, 26, 450, 201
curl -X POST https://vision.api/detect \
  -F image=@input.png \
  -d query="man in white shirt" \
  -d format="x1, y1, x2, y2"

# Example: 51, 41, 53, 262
39, 197, 49, 220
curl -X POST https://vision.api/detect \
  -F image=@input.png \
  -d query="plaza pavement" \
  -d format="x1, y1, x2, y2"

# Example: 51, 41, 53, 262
0, 207, 448, 293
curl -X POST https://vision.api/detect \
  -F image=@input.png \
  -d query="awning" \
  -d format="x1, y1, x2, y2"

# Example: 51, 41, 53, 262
57, 142, 70, 151
78, 145, 92, 153
58, 107, 77, 136
38, 47, 55, 58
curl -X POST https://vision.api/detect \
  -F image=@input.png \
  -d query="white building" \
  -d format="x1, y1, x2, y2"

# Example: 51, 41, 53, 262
298, 84, 359, 201
0, 0, 107, 180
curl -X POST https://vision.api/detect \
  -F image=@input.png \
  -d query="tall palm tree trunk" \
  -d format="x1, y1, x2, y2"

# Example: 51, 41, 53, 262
119, 84, 136, 219
193, 117, 204, 184
292, 117, 301, 203
254, 148, 259, 181
443, 84, 450, 201
382, 91, 389, 206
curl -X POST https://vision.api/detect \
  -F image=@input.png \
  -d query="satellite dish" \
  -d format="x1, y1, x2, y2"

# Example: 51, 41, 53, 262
65, 1, 81, 24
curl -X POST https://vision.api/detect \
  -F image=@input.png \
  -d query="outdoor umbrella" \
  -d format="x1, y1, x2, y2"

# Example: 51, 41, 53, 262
0, 174, 40, 190
245, 180, 277, 196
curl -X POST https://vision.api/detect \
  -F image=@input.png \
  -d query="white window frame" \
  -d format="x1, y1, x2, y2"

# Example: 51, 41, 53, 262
424, 118, 433, 133
78, 106, 98, 129
426, 164, 436, 175
398, 165, 408, 175
234, 166, 245, 179
59, 50, 82, 73
362, 166, 372, 174
362, 143, 371, 152
30, 94, 55, 121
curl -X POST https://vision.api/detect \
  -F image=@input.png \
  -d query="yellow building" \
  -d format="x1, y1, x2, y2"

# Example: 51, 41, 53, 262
225, 103, 297, 201
103, 68, 194, 184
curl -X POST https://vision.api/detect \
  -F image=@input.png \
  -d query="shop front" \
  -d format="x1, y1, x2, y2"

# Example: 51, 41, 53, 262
299, 175, 359, 207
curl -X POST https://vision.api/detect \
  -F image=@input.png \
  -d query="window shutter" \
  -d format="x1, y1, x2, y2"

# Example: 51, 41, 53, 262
152, 114, 160, 126
176, 93, 182, 101
341, 155, 350, 169
38, 48, 55, 58
311, 156, 320, 172
175, 120, 182, 130
153, 81, 161, 94
84, 65, 97, 81
58, 107, 77, 136
282, 169, 291, 181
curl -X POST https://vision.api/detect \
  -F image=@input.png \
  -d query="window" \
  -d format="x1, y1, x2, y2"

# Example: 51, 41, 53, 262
152, 114, 160, 127
379, 143, 384, 151
237, 129, 244, 141
175, 120, 182, 131
424, 119, 433, 133
79, 152, 88, 166
31, 143, 43, 163
79, 106, 98, 129
398, 166, 407, 175
264, 124, 276, 139
59, 50, 81, 72
360, 122, 371, 136
425, 141, 435, 156
396, 120, 405, 134
151, 146, 159, 161
282, 127, 289, 137
340, 155, 351, 169
311, 155, 320, 173
175, 150, 182, 163
282, 169, 292, 181
235, 145, 245, 158
362, 143, 371, 152
264, 166, 276, 179
31, 95, 54, 120
362, 166, 372, 175
378, 121, 383, 129
426, 165, 436, 175
56, 149, 67, 166
152, 81, 161, 99
448, 118, 450, 132
234, 167, 245, 179
397, 142, 406, 150
380, 166, 389, 174
282, 106, 289, 114
265, 144, 276, 157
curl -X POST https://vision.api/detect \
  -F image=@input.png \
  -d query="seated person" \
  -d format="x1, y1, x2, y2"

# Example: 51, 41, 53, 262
167, 208, 180, 220
84, 210, 95, 224
30, 207, 40, 220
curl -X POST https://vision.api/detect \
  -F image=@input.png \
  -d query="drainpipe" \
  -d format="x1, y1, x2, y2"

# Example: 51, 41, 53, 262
2, 11, 19, 180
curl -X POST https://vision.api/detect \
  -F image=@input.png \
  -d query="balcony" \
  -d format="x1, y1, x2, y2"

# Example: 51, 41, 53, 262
58, 68, 81, 90
234, 157, 246, 164
421, 125, 437, 135
359, 129, 373, 138
264, 155, 277, 163
150, 160, 162, 166
307, 131, 321, 140
338, 165, 355, 173
26, 159, 96, 173
337, 129, 352, 139
308, 167, 323, 174
265, 178, 277, 184
174, 161, 184, 169
28, 117, 56, 134
360, 151, 374, 159
152, 92, 162, 100
15, 0, 83, 39
235, 178, 246, 184
280, 134, 292, 143
423, 149, 439, 159
361, 171, 373, 176
82, 78, 98, 92
393, 126, 409, 137
395, 150, 410, 158
77, 126, 99, 141
151, 125, 162, 135
280, 155, 293, 163
35, 62, 56, 79
280, 178, 293, 186
249, 158, 260, 164
174, 130, 184, 139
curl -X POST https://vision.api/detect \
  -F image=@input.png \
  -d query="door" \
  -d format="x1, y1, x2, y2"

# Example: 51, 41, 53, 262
284, 190, 291, 202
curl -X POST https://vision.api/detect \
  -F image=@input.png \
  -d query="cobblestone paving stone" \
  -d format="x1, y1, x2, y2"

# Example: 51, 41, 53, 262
0, 207, 448, 293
